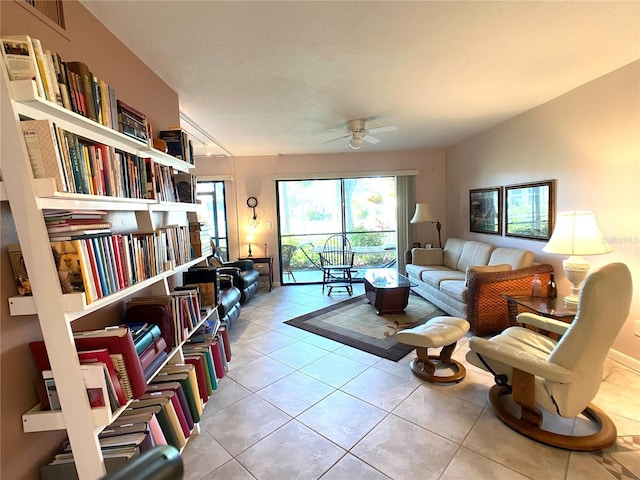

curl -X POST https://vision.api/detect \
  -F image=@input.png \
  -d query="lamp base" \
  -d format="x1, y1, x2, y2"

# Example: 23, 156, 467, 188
562, 256, 590, 310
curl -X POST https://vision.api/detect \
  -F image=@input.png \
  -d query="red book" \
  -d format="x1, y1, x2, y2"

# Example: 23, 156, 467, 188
220, 326, 232, 362
184, 356, 208, 402
83, 237, 103, 298
73, 327, 146, 399
30, 327, 146, 400
77, 348, 126, 405
210, 339, 224, 379
140, 390, 190, 439
139, 336, 168, 372
146, 382, 193, 431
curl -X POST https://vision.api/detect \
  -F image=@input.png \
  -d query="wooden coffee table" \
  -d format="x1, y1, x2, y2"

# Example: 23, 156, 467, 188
363, 269, 416, 315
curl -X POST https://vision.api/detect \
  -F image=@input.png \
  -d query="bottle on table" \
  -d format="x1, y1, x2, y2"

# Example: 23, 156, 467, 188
531, 274, 542, 297
547, 272, 557, 299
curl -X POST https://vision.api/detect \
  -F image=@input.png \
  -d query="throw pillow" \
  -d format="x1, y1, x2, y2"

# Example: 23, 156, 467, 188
465, 264, 512, 286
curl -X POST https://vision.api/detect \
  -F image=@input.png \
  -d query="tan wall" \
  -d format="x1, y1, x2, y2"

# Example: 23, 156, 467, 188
193, 149, 447, 280
0, 1, 180, 478
446, 61, 640, 361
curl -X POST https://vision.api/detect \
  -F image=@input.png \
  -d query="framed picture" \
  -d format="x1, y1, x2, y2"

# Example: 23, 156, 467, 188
470, 187, 502, 235
7, 244, 32, 295
505, 180, 555, 240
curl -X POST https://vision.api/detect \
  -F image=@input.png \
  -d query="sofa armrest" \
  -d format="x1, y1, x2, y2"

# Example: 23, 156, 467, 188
410, 248, 443, 266
466, 264, 554, 335
224, 259, 255, 272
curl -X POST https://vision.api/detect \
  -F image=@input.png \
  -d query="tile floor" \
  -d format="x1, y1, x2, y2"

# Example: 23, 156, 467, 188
181, 284, 640, 480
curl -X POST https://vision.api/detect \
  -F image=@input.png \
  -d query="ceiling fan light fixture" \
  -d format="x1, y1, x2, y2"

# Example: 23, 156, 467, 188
349, 137, 363, 149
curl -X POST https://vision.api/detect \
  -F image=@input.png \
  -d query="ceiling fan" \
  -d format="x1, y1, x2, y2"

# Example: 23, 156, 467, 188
323, 118, 398, 150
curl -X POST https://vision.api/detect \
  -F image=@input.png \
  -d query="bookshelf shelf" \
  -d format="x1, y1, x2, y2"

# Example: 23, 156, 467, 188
8, 255, 208, 318
22, 402, 129, 433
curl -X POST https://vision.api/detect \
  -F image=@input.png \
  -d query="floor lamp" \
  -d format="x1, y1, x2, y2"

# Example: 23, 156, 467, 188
542, 211, 612, 308
410, 203, 442, 248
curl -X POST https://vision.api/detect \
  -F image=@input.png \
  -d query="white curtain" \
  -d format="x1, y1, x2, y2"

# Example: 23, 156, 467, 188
396, 175, 416, 274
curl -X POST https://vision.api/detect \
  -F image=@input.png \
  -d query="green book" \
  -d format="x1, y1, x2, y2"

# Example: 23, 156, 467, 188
150, 372, 200, 423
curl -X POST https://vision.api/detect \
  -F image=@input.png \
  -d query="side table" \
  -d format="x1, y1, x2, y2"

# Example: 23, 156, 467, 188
239, 256, 273, 292
502, 294, 576, 326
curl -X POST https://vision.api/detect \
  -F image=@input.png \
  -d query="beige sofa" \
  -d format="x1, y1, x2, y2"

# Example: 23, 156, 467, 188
406, 238, 553, 335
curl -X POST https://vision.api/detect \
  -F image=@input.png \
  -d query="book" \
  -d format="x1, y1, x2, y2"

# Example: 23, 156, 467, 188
143, 350, 168, 381
139, 336, 168, 371
30, 38, 56, 103
73, 326, 147, 399
149, 372, 200, 423
128, 396, 185, 449
146, 382, 193, 431
1, 35, 45, 97
140, 391, 190, 440
66, 61, 97, 121
158, 364, 201, 414
77, 348, 126, 405
183, 354, 209, 402
20, 119, 68, 191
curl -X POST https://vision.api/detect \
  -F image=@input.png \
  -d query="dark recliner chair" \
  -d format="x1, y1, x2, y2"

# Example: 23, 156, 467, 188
215, 273, 241, 328
208, 242, 259, 304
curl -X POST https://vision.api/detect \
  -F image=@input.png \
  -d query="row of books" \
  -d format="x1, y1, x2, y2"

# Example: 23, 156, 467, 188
1, 35, 122, 132
44, 209, 111, 238
37, 322, 231, 477
20, 118, 186, 200
49, 225, 191, 304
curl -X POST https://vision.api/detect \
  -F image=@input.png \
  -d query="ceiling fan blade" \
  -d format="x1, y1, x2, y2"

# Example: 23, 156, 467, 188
322, 134, 351, 144
367, 125, 398, 134
327, 128, 346, 133
364, 135, 381, 144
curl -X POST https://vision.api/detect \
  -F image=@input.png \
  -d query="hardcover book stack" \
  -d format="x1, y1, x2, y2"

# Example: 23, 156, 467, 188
159, 128, 194, 165
117, 100, 149, 144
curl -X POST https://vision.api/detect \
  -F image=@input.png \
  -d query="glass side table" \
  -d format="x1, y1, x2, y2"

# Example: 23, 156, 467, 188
501, 294, 577, 326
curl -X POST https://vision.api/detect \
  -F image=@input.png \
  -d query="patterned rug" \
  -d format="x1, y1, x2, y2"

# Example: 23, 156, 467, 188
284, 293, 445, 361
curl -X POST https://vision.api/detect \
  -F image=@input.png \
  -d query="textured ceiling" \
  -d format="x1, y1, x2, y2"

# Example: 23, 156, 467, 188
80, 1, 639, 157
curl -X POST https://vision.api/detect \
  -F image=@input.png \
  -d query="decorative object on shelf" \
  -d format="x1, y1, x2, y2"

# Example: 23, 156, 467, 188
542, 211, 612, 308
246, 233, 254, 257
410, 203, 442, 248
246, 196, 259, 225
505, 179, 555, 240
469, 187, 502, 235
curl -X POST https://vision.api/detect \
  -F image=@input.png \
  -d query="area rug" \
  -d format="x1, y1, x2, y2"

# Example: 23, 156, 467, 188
284, 294, 445, 361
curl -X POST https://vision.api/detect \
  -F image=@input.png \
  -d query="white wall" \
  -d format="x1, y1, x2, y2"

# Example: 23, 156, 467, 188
194, 149, 446, 280
446, 61, 640, 361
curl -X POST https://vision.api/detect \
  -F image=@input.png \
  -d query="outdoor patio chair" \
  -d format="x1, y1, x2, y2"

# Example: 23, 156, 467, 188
320, 234, 354, 296
281, 244, 297, 282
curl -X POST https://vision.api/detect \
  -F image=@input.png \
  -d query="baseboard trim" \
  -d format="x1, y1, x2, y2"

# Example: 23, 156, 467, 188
608, 348, 640, 373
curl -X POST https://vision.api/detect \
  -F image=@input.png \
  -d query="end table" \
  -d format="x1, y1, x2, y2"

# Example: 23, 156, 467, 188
238, 256, 273, 292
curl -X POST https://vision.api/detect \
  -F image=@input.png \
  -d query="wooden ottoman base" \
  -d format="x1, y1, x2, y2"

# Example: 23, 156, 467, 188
409, 344, 467, 383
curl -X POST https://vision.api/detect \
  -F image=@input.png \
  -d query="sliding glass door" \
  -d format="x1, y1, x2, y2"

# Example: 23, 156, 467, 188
277, 177, 397, 284
196, 180, 229, 260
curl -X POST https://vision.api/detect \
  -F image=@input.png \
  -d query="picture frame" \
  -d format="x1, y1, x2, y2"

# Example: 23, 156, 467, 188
505, 180, 555, 240
7, 244, 32, 295
470, 187, 502, 235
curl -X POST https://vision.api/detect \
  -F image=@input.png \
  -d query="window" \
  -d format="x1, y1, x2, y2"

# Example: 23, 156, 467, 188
277, 177, 397, 284
196, 181, 229, 260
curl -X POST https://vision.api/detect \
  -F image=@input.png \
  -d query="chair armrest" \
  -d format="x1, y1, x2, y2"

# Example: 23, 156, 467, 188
218, 273, 234, 289
466, 264, 554, 336
224, 259, 255, 271
410, 248, 443, 266
516, 312, 571, 336
469, 337, 574, 383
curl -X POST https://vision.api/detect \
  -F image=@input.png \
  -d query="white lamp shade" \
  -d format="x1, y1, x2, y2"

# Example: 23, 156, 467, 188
410, 203, 435, 223
543, 211, 612, 256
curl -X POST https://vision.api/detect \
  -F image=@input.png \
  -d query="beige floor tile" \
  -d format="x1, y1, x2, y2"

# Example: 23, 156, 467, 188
244, 330, 297, 354
341, 367, 418, 411
462, 408, 570, 480
228, 320, 272, 342
181, 430, 233, 480
275, 322, 314, 339
320, 454, 391, 480
201, 460, 256, 480
334, 344, 384, 365
200, 377, 251, 419
200, 394, 290, 456
371, 355, 425, 384
302, 333, 345, 351
426, 368, 492, 408
225, 355, 294, 392
393, 384, 484, 443
440, 446, 530, 480
236, 420, 346, 480
223, 342, 263, 369
566, 451, 627, 480
594, 382, 640, 422
352, 415, 458, 480
268, 340, 330, 369
610, 450, 640, 477
297, 390, 387, 449
301, 352, 370, 388
256, 370, 334, 416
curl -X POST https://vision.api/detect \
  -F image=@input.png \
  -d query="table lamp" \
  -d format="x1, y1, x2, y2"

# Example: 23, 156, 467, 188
246, 233, 255, 257
410, 203, 442, 248
542, 211, 612, 308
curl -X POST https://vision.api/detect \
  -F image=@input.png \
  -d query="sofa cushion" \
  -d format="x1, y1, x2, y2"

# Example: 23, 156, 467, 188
443, 238, 466, 270
489, 247, 535, 269
456, 241, 495, 272
411, 248, 443, 266
421, 269, 466, 288
406, 264, 449, 279
465, 264, 513, 285
439, 280, 467, 303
